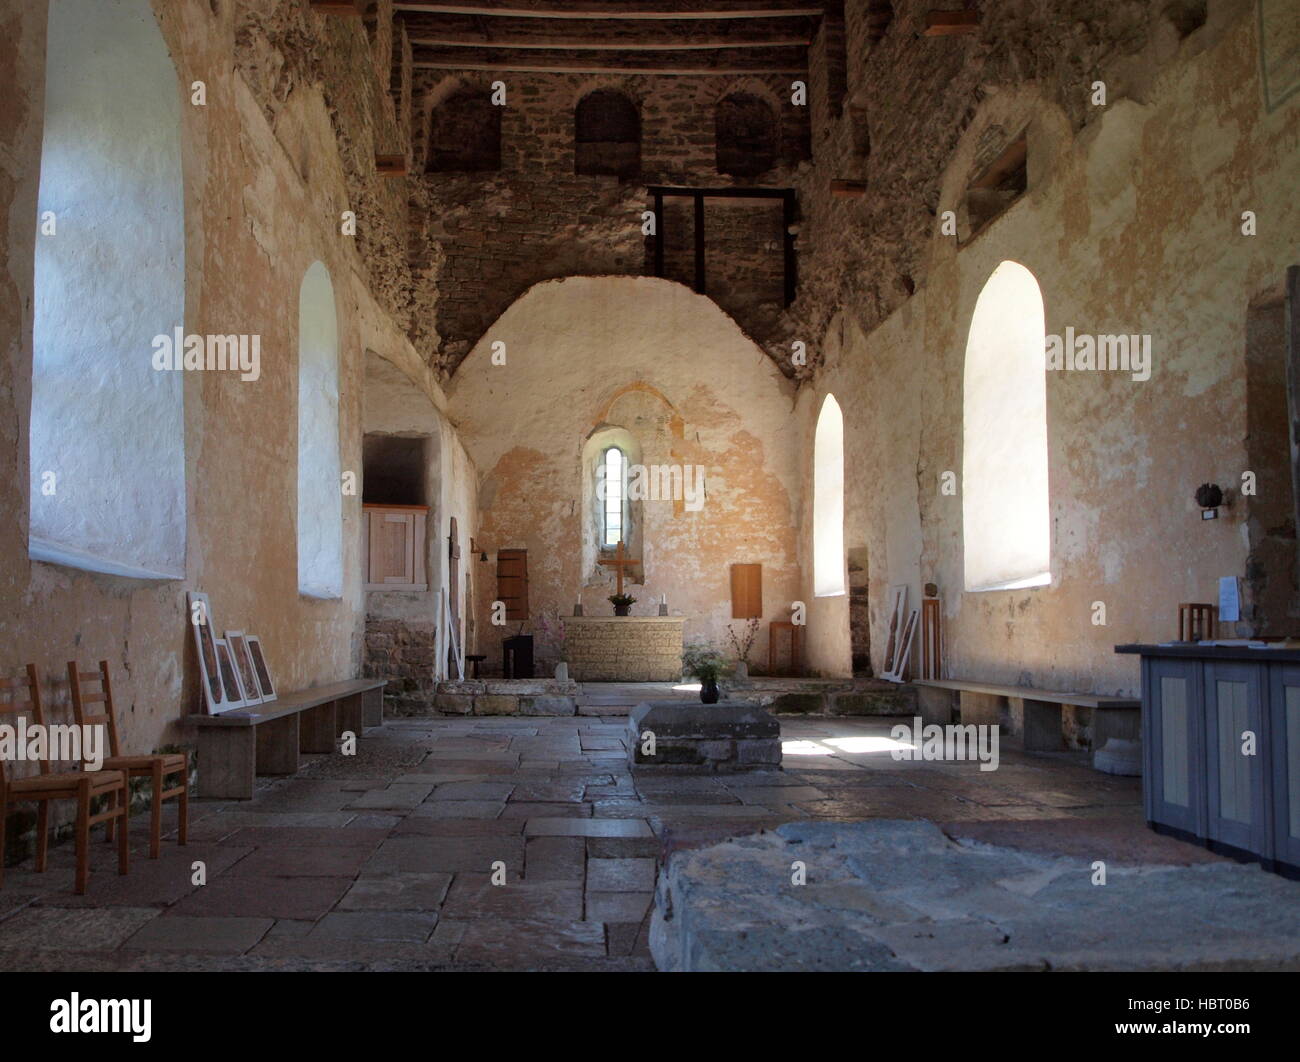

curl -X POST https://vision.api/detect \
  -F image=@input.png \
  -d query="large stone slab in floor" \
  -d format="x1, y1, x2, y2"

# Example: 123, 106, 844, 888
626, 701, 781, 772
650, 819, 1300, 972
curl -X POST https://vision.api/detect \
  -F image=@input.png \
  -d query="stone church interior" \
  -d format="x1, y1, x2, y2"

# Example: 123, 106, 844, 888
2, 0, 1299, 996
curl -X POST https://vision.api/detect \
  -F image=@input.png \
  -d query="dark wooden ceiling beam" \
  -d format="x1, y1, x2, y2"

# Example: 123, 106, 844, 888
923, 10, 980, 37
411, 59, 806, 74
395, 3, 824, 20
407, 34, 811, 49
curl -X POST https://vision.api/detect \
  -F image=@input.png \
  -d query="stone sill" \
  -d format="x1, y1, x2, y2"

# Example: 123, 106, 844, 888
568, 615, 686, 624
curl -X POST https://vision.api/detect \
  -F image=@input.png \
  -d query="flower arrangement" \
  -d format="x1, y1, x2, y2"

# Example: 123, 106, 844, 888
725, 618, 761, 666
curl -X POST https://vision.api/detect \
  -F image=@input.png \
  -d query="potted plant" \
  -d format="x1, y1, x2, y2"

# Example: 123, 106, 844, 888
682, 644, 728, 704
609, 593, 636, 616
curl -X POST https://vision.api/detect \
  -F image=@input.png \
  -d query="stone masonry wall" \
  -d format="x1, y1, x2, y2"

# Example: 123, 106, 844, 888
410, 72, 809, 374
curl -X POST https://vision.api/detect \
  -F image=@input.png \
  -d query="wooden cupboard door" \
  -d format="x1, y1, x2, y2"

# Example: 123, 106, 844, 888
1205, 662, 1268, 856
1145, 657, 1205, 838
1269, 665, 1300, 871
370, 511, 414, 585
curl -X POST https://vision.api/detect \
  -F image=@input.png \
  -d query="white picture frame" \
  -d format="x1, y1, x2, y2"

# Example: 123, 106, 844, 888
225, 630, 263, 706
245, 634, 278, 703
188, 590, 230, 715
888, 608, 920, 684
213, 638, 247, 712
881, 584, 908, 679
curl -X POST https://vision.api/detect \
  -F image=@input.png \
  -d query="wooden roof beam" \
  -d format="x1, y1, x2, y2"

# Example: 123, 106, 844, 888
923, 10, 980, 37
311, 0, 363, 15
411, 60, 806, 74
395, 4, 824, 20
407, 34, 812, 49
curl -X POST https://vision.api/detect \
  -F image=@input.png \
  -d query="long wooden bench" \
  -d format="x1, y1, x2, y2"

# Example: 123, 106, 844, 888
185, 678, 386, 799
912, 678, 1140, 766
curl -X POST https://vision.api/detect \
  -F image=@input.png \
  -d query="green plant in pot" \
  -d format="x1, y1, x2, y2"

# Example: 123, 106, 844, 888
609, 593, 637, 616
682, 644, 729, 704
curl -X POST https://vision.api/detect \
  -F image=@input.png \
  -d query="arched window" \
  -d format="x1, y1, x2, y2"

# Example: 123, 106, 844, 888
298, 262, 343, 599
427, 90, 501, 173
813, 394, 846, 597
29, 0, 186, 579
575, 90, 640, 178
962, 261, 1051, 591
601, 446, 628, 547
716, 93, 777, 177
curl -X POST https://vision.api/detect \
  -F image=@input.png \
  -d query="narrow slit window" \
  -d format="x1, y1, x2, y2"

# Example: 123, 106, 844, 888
603, 447, 626, 547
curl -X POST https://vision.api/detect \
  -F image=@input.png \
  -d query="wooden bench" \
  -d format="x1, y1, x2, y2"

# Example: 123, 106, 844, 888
185, 679, 386, 799
912, 678, 1140, 766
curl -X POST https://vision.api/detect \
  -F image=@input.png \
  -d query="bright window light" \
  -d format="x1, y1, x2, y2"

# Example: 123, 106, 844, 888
962, 260, 1051, 592
782, 740, 835, 756
822, 735, 914, 754
813, 393, 846, 597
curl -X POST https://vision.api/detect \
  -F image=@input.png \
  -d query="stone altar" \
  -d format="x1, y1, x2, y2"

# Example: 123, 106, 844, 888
565, 615, 685, 681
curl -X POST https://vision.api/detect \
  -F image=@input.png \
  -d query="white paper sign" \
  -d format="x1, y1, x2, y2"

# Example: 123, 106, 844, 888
1218, 576, 1240, 623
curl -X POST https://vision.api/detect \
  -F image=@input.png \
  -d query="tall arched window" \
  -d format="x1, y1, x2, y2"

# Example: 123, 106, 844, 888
716, 93, 777, 177
298, 261, 343, 599
962, 261, 1051, 591
29, 0, 186, 579
601, 446, 628, 547
427, 90, 501, 173
575, 90, 640, 178
813, 394, 846, 597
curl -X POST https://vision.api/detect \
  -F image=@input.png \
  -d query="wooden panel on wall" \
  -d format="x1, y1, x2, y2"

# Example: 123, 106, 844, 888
497, 549, 529, 621
730, 563, 762, 619
363, 504, 427, 591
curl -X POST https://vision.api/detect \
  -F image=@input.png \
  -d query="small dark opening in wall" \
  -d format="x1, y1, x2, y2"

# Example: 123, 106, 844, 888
866, 1, 894, 44
1164, 0, 1208, 39
849, 103, 871, 158
427, 91, 501, 173
363, 435, 428, 506
716, 93, 778, 178
964, 133, 1027, 241
575, 90, 641, 178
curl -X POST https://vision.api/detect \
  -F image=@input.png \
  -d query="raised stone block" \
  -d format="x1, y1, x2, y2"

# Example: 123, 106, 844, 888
830, 687, 915, 716
736, 738, 782, 765
519, 695, 577, 716
435, 694, 474, 715
627, 701, 781, 773
768, 692, 825, 715
475, 695, 520, 715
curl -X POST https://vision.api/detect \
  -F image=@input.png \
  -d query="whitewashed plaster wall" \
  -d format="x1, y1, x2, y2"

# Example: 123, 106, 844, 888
448, 276, 801, 673
362, 351, 478, 632
29, 0, 186, 579
802, 12, 1300, 693
0, 0, 452, 785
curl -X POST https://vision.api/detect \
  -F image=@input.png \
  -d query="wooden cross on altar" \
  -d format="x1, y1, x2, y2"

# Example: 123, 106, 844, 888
599, 540, 640, 597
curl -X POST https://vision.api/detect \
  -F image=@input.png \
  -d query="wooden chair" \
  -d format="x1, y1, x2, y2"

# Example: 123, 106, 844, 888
68, 660, 188, 860
0, 664, 130, 895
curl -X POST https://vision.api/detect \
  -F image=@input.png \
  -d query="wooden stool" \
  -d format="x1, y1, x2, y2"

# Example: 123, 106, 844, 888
1178, 603, 1216, 642
465, 654, 487, 679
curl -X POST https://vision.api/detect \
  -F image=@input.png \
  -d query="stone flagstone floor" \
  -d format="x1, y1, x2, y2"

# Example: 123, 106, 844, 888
0, 710, 1233, 971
